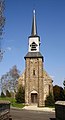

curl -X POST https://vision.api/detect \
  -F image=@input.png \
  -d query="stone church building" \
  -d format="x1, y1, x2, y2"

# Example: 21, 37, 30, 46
18, 10, 53, 107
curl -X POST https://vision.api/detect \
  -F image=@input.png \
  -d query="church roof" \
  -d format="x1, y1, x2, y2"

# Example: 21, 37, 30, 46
24, 52, 43, 60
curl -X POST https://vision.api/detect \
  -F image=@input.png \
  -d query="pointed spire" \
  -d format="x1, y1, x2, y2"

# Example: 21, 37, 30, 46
31, 10, 37, 36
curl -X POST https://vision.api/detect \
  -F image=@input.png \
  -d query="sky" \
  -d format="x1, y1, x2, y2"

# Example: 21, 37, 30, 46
0, 0, 65, 87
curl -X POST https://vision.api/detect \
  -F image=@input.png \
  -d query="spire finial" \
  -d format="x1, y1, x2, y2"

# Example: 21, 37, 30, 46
31, 9, 37, 36
33, 9, 35, 14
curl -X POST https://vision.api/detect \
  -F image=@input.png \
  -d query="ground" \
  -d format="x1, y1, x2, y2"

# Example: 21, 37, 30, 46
11, 108, 55, 120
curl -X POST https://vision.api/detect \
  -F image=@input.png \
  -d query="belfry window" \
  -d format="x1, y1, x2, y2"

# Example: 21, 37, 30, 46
33, 70, 35, 75
30, 42, 37, 51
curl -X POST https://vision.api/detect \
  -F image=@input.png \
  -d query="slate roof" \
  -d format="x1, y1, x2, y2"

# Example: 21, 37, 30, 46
24, 52, 43, 60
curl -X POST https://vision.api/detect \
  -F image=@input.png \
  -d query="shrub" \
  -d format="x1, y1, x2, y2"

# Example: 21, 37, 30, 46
53, 85, 65, 101
1, 91, 6, 97
45, 93, 55, 107
15, 86, 25, 103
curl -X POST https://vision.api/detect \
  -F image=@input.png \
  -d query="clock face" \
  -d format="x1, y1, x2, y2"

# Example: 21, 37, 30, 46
30, 42, 38, 51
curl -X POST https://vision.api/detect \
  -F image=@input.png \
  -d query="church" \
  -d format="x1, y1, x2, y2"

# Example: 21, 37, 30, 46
18, 10, 53, 107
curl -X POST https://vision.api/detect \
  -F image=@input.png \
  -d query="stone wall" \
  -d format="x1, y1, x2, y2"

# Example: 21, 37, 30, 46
18, 58, 53, 107
55, 101, 65, 120
25, 57, 45, 106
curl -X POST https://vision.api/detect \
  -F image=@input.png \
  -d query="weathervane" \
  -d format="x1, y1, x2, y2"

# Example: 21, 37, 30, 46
0, 0, 5, 61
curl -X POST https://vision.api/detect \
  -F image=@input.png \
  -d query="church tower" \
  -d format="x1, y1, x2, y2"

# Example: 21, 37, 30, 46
24, 10, 44, 107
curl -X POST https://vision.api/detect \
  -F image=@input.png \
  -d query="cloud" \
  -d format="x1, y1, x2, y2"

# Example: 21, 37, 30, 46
6, 47, 12, 51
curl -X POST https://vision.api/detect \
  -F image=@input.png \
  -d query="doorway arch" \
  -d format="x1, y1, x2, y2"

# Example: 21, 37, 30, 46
31, 90, 38, 103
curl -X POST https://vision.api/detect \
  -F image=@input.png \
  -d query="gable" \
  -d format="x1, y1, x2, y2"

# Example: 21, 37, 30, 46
43, 69, 52, 80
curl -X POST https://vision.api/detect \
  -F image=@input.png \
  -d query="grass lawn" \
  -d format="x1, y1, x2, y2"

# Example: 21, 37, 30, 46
0, 97, 25, 108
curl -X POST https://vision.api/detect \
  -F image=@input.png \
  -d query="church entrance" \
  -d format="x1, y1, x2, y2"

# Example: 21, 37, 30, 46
31, 93, 37, 103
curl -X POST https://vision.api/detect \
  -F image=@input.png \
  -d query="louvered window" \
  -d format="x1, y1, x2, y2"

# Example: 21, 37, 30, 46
30, 42, 37, 51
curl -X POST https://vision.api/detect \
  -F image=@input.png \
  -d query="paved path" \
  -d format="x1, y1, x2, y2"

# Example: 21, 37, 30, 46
10, 106, 55, 120
23, 106, 55, 112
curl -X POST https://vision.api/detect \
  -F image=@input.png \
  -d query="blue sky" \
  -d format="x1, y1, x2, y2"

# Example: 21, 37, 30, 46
0, 0, 65, 87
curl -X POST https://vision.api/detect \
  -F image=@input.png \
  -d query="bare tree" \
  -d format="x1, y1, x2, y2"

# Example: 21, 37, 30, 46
0, 0, 5, 61
1, 65, 20, 93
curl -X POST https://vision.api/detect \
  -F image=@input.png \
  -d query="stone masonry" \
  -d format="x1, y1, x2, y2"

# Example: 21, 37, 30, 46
18, 10, 53, 107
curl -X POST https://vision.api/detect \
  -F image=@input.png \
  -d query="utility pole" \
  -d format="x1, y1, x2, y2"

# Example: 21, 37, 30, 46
0, 0, 5, 61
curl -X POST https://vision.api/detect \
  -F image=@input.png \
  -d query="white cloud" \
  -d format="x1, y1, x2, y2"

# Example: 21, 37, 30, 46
6, 47, 12, 51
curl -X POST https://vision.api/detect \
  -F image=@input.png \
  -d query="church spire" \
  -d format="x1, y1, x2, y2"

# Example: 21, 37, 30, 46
28, 10, 40, 52
31, 10, 37, 36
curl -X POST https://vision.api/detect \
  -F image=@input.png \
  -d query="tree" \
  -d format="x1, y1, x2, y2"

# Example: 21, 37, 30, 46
0, 65, 20, 93
6, 90, 11, 97
9, 65, 20, 92
1, 91, 6, 97
45, 93, 55, 107
10, 65, 20, 78
63, 80, 65, 99
0, 0, 5, 61
15, 86, 25, 103
63, 80, 65, 89
53, 85, 65, 101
